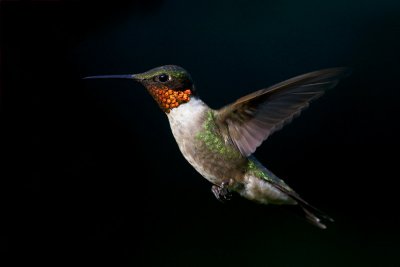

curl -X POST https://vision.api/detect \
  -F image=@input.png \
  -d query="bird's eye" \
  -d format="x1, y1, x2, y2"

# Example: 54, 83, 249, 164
158, 74, 169, 82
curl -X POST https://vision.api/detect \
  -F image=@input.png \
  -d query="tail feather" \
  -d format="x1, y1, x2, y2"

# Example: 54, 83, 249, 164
288, 193, 334, 229
248, 157, 333, 229
303, 208, 326, 229
300, 204, 332, 229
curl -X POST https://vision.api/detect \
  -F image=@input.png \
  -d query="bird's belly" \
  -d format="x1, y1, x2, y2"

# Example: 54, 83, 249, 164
167, 99, 246, 185
170, 126, 246, 185
175, 134, 244, 185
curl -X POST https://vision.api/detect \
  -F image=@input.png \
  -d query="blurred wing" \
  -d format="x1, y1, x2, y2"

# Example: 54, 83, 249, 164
216, 68, 350, 156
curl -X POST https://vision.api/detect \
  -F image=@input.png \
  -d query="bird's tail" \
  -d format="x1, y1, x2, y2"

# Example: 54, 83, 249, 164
248, 157, 333, 229
284, 193, 334, 229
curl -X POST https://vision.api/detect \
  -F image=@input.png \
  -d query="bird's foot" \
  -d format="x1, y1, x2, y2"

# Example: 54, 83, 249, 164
211, 181, 233, 203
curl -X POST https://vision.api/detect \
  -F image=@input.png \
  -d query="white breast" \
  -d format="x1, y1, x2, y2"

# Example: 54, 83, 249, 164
167, 97, 209, 153
167, 98, 219, 182
167, 97, 208, 130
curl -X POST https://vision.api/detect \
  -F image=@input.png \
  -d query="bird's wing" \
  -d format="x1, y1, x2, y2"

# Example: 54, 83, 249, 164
215, 68, 350, 156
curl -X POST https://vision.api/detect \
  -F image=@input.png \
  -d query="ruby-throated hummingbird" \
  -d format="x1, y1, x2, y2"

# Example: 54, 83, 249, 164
84, 65, 349, 229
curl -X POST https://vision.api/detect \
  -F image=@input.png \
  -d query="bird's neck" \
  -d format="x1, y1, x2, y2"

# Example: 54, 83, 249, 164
167, 97, 210, 132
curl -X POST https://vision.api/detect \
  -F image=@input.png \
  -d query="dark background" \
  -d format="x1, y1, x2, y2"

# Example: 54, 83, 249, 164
2, 0, 400, 266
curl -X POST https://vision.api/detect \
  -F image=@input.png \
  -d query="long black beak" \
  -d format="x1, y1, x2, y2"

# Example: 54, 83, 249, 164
83, 74, 136, 80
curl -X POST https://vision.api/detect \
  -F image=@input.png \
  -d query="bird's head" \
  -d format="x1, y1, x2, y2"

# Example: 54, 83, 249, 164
84, 65, 196, 113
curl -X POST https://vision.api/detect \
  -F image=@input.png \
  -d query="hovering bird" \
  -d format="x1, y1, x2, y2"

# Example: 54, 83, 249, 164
84, 65, 349, 228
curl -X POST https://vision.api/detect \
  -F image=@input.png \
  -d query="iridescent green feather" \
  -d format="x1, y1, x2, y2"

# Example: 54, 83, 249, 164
134, 66, 189, 81
247, 160, 270, 181
196, 111, 242, 160
247, 157, 294, 192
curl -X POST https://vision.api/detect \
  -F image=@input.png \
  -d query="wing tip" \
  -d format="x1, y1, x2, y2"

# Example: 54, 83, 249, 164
315, 66, 352, 79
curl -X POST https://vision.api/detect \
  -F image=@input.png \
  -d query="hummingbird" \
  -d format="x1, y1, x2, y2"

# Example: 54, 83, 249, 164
84, 65, 349, 229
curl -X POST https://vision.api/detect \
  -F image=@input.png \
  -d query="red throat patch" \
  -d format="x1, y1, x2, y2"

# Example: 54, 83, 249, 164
147, 85, 192, 113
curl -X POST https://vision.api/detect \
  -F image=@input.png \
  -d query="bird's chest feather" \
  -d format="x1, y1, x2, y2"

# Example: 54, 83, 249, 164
167, 98, 245, 184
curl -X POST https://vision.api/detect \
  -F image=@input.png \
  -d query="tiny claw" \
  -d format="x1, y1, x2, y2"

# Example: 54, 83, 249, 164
211, 183, 233, 203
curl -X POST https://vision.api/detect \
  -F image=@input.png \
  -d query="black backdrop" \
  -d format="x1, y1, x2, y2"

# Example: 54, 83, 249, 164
2, 1, 400, 266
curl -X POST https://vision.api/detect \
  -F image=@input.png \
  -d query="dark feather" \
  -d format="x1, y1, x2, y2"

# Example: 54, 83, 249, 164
216, 68, 351, 156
